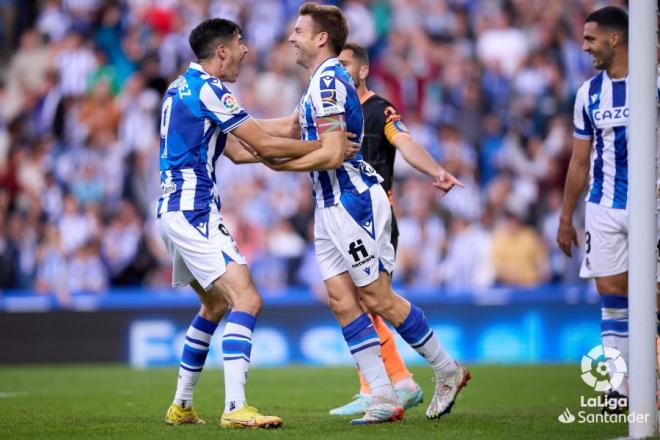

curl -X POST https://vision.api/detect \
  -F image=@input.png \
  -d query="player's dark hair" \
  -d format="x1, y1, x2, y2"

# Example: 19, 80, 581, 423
299, 2, 348, 56
189, 18, 242, 61
343, 42, 369, 66
585, 6, 628, 44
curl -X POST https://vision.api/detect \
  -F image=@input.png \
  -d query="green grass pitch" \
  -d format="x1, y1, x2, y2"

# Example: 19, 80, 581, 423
0, 364, 641, 439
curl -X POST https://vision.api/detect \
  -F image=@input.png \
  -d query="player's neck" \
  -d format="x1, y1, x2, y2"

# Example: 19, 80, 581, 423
306, 51, 336, 77
605, 52, 628, 80
357, 84, 371, 101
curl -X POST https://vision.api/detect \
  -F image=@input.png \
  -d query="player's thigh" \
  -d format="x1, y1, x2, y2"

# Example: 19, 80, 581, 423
159, 208, 247, 290
314, 207, 348, 282
580, 203, 628, 280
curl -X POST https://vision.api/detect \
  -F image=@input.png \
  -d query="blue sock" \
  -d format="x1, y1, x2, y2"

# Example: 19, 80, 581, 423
342, 313, 394, 399
174, 315, 218, 408
222, 311, 256, 413
600, 294, 628, 394
396, 304, 455, 376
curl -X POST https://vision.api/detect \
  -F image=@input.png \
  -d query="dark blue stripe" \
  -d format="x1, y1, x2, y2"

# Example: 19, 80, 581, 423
350, 341, 381, 355
168, 169, 184, 211
342, 313, 373, 340
210, 131, 226, 184
396, 305, 431, 345
601, 319, 628, 333
180, 364, 203, 372
578, 107, 593, 136
317, 171, 335, 206
191, 315, 218, 334
193, 167, 211, 211
611, 80, 627, 209
185, 335, 209, 347
411, 330, 434, 349
336, 166, 357, 194
222, 339, 252, 356
600, 295, 628, 309
226, 311, 256, 331
601, 332, 629, 338
587, 73, 604, 204
182, 347, 208, 365
224, 355, 250, 363
182, 344, 207, 354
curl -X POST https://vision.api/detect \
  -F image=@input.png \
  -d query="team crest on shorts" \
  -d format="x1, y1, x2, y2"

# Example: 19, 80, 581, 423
585, 257, 591, 270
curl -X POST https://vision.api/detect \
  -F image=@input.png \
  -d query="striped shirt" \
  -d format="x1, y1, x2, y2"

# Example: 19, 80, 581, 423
573, 71, 629, 209
156, 63, 251, 217
298, 57, 382, 208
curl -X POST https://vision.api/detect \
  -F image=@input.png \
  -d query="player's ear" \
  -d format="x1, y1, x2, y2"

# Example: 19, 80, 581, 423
317, 31, 329, 48
359, 64, 369, 81
610, 31, 621, 48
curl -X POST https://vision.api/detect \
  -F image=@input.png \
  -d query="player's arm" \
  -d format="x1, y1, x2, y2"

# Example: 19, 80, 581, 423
258, 108, 301, 139
557, 136, 591, 257
223, 134, 261, 164
392, 133, 464, 195
231, 118, 320, 159
264, 114, 347, 171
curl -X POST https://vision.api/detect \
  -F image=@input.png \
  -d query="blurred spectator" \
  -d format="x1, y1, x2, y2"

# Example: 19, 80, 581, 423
491, 208, 550, 286
0, 0, 599, 300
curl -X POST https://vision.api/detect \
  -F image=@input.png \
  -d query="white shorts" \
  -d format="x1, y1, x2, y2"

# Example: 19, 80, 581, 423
314, 184, 395, 287
580, 202, 628, 279
156, 205, 246, 290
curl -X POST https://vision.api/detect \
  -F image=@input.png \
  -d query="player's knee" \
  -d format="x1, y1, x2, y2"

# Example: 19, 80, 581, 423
199, 301, 226, 322
327, 293, 354, 318
232, 286, 262, 315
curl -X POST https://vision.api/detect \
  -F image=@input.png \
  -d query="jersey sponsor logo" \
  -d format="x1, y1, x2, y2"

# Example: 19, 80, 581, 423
195, 222, 207, 233
592, 106, 629, 128
321, 90, 336, 106
221, 93, 241, 114
160, 182, 178, 196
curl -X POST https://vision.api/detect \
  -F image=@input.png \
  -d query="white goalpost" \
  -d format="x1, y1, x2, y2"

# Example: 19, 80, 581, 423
628, 0, 658, 437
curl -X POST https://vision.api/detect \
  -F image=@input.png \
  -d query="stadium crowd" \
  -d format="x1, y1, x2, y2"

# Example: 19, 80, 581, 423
0, 0, 624, 301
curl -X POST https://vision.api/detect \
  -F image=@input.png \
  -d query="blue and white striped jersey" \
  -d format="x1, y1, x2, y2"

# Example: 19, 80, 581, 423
298, 57, 382, 208
573, 71, 629, 209
157, 62, 251, 217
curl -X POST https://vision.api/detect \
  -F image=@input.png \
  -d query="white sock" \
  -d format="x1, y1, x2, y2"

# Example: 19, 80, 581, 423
222, 311, 256, 413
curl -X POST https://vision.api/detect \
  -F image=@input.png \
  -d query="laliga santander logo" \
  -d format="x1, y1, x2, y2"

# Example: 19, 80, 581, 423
221, 93, 239, 113
580, 345, 627, 392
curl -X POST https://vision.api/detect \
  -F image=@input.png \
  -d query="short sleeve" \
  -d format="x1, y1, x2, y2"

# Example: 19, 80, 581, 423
573, 85, 593, 139
199, 79, 251, 133
311, 70, 347, 118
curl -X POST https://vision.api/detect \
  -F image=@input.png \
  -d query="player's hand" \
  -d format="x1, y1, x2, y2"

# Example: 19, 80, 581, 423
343, 132, 360, 160
432, 169, 464, 196
556, 221, 578, 257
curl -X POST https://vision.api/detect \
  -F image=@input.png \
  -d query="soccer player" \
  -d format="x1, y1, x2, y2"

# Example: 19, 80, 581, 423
557, 6, 660, 407
158, 18, 329, 429
326, 42, 464, 416
264, 2, 471, 424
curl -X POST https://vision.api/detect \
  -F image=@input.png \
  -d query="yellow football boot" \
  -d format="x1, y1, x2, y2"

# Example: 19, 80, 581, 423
165, 403, 205, 425
220, 404, 282, 429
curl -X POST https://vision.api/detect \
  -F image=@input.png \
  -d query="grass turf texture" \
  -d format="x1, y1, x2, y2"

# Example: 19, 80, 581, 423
0, 364, 637, 439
